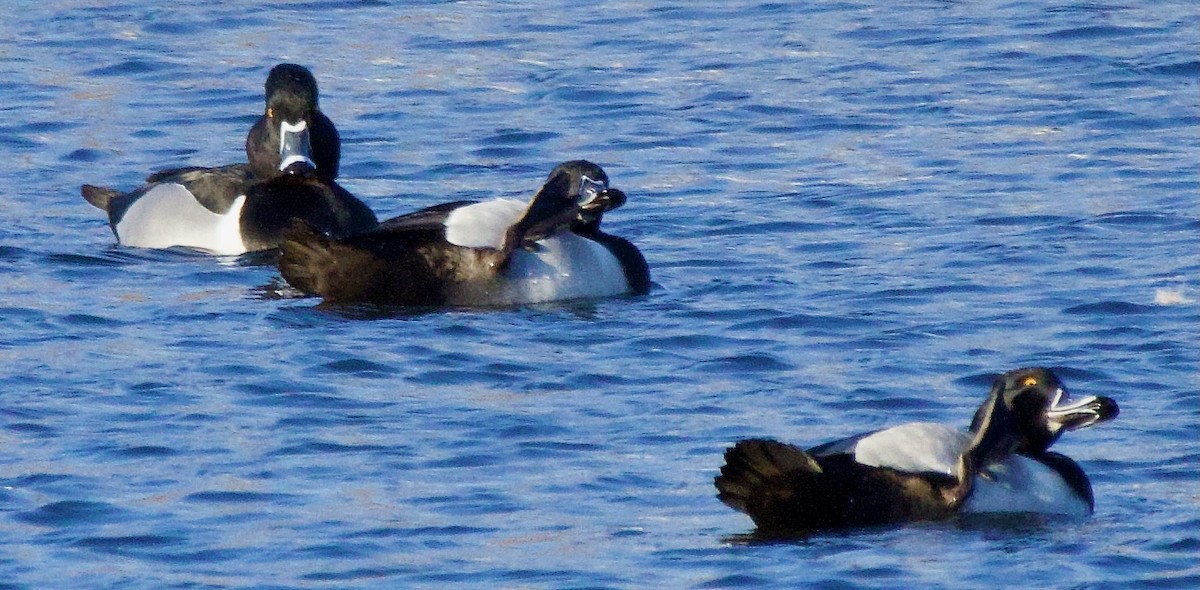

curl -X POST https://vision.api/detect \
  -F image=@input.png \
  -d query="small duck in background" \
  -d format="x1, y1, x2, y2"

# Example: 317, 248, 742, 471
715, 367, 1118, 535
277, 160, 649, 307
81, 63, 376, 255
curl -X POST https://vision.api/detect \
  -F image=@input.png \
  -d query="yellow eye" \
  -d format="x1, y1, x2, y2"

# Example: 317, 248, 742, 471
1023, 377, 1038, 387
267, 107, 274, 118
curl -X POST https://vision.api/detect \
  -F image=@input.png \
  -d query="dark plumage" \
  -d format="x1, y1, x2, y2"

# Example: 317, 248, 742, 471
715, 367, 1119, 534
717, 439, 965, 531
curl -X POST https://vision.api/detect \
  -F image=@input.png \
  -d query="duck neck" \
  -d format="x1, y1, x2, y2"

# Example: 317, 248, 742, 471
950, 396, 1018, 507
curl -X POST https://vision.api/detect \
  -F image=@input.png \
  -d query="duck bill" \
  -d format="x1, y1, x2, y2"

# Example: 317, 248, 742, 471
1046, 389, 1119, 432
278, 119, 316, 173
578, 187, 626, 225
596, 187, 627, 212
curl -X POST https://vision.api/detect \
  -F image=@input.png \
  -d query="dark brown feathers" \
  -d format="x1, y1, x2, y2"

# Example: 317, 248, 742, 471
278, 220, 449, 306
716, 439, 962, 534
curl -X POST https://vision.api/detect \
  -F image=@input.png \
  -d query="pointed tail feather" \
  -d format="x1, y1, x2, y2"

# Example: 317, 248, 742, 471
81, 184, 122, 211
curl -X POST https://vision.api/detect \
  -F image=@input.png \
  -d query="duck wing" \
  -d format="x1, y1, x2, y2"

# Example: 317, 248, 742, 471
374, 201, 478, 233
809, 423, 969, 477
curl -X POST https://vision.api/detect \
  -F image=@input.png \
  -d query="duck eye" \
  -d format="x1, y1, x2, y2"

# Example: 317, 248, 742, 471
267, 107, 274, 119
1022, 376, 1038, 387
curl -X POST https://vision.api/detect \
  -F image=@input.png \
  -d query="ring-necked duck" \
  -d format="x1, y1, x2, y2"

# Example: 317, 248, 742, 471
277, 160, 649, 306
81, 63, 376, 255
715, 367, 1118, 534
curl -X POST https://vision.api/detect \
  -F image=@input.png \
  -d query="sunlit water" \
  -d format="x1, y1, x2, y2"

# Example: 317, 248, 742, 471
1, 1, 1197, 588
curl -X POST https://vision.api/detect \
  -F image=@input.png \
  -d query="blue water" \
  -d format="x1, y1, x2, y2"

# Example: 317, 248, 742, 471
1, 0, 1197, 587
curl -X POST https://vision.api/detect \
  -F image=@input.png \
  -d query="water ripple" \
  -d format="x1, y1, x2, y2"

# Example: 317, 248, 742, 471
0, 0, 1196, 587
16, 500, 126, 527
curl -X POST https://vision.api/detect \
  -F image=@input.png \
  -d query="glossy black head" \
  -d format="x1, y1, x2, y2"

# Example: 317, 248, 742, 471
265, 63, 319, 111
546, 160, 626, 229
970, 367, 1119, 455
246, 64, 340, 180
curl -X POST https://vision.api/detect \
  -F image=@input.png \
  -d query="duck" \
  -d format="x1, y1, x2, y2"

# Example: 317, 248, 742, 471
714, 367, 1119, 534
277, 160, 649, 306
80, 63, 377, 255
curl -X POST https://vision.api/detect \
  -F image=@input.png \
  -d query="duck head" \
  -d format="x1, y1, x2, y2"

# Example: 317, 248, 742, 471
545, 160, 626, 231
969, 367, 1119, 456
246, 64, 339, 180
503, 160, 626, 251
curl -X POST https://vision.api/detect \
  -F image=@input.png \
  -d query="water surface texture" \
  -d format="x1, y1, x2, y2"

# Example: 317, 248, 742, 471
1, 1, 1198, 588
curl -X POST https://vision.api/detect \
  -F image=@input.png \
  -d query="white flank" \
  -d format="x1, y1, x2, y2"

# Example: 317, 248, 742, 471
964, 456, 1091, 516
445, 232, 629, 306
114, 183, 248, 255
443, 199, 527, 248
500, 233, 629, 303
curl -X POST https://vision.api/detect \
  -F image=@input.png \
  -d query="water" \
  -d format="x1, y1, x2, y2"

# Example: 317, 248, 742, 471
1, 0, 1197, 587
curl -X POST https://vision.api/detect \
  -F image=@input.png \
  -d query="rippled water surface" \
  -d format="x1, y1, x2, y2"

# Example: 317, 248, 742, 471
1, 1, 1198, 588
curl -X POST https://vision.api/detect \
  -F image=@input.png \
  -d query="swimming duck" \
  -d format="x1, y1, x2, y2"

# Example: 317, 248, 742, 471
715, 367, 1118, 534
81, 63, 376, 255
277, 160, 649, 306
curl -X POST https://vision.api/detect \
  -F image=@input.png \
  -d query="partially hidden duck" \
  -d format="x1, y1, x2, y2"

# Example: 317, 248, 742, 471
81, 63, 376, 255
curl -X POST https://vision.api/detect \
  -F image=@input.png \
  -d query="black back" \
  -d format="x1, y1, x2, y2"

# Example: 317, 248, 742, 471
240, 172, 377, 251
279, 220, 452, 306
374, 201, 478, 233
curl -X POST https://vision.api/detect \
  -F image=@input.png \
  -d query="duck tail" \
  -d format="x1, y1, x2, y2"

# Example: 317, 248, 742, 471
278, 220, 343, 298
715, 439, 826, 532
81, 185, 122, 211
